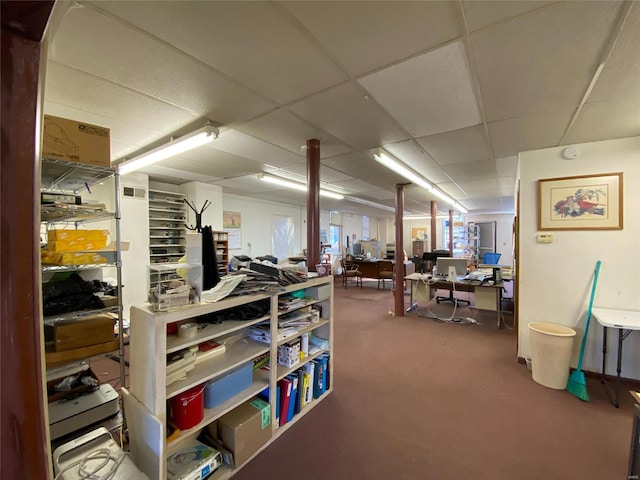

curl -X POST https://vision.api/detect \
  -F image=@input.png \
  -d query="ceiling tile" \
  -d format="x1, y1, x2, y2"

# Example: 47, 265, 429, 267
213, 130, 304, 169
141, 164, 220, 184
50, 5, 275, 126
270, 163, 354, 185
495, 156, 518, 177
488, 107, 574, 157
322, 151, 405, 189
471, 1, 623, 121
383, 140, 438, 171
44, 63, 199, 155
89, 1, 347, 104
332, 180, 393, 199
236, 110, 351, 158
421, 166, 454, 184
588, 3, 640, 102
462, 1, 559, 32
563, 96, 640, 145
282, 1, 461, 77
416, 125, 490, 166
455, 178, 500, 194
498, 177, 517, 195
289, 82, 409, 150
441, 159, 498, 182
160, 148, 263, 180
358, 41, 481, 137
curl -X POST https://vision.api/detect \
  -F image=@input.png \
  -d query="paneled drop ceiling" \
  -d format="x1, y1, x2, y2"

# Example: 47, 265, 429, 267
44, 0, 640, 217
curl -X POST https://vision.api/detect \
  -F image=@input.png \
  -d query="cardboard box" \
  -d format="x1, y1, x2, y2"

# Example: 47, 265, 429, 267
217, 398, 271, 468
47, 314, 115, 352
278, 338, 301, 368
42, 114, 111, 167
47, 229, 110, 252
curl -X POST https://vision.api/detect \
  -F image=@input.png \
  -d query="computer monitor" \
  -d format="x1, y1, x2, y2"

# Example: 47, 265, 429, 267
436, 257, 468, 279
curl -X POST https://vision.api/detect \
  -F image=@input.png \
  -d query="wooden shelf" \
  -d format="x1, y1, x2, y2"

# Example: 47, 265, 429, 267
126, 276, 334, 480
45, 339, 119, 366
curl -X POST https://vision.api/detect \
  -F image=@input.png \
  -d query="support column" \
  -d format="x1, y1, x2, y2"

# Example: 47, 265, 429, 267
448, 209, 454, 254
1, 2, 55, 478
394, 184, 405, 316
430, 201, 437, 251
306, 139, 321, 271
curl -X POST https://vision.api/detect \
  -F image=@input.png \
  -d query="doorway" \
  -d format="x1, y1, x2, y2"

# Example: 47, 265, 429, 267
476, 221, 496, 263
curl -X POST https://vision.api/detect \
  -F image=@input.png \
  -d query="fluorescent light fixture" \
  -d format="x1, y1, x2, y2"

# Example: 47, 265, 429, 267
403, 214, 451, 220
372, 150, 433, 191
372, 148, 468, 214
258, 173, 344, 200
345, 196, 395, 212
118, 125, 219, 175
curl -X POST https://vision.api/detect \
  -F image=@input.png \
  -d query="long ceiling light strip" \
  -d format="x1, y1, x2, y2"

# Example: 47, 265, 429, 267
372, 150, 433, 191
344, 195, 395, 212
118, 125, 219, 175
372, 148, 468, 214
258, 173, 344, 200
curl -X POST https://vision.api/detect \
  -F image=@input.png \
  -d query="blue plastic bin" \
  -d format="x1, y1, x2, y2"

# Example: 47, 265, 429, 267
203, 362, 253, 409
483, 252, 501, 264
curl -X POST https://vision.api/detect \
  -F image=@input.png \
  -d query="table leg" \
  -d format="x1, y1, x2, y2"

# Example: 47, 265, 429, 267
601, 325, 608, 382
614, 329, 624, 408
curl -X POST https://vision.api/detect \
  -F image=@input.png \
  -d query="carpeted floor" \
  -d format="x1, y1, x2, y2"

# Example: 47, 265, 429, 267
232, 283, 634, 480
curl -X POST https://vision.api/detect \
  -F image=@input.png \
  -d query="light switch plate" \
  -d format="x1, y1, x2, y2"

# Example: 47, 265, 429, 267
536, 233, 553, 243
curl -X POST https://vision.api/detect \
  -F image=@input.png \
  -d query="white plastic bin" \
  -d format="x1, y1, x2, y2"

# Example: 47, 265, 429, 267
528, 322, 576, 389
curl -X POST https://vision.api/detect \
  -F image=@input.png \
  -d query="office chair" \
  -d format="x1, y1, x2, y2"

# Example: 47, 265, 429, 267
377, 260, 394, 290
340, 258, 362, 289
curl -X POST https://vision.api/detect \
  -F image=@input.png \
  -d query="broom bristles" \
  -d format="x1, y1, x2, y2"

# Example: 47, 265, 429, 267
566, 371, 590, 401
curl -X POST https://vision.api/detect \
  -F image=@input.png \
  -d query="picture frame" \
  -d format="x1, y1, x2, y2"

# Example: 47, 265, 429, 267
538, 172, 623, 230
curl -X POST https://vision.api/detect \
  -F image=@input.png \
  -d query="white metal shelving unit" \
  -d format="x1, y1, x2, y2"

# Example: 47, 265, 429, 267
148, 189, 187, 289
123, 275, 334, 480
40, 158, 125, 386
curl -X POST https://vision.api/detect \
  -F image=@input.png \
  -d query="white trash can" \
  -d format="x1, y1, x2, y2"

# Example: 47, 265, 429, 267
528, 322, 576, 390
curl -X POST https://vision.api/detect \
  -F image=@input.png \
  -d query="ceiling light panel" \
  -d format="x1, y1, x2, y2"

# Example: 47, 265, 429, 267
357, 41, 482, 137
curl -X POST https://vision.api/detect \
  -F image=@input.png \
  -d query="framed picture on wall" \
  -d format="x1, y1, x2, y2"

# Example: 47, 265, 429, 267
538, 172, 623, 230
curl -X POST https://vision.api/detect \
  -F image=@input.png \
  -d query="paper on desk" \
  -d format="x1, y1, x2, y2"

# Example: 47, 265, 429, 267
201, 274, 246, 303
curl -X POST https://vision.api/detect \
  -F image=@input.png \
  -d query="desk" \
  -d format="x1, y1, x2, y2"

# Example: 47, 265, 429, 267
592, 308, 640, 408
351, 260, 415, 285
405, 273, 504, 328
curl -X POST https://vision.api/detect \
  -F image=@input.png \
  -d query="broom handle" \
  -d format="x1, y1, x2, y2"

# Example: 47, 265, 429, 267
576, 260, 601, 371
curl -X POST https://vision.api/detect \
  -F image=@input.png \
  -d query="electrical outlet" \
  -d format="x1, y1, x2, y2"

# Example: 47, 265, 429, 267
536, 233, 554, 244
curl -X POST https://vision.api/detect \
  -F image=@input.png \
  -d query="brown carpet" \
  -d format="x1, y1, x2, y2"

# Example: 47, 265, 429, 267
232, 285, 634, 480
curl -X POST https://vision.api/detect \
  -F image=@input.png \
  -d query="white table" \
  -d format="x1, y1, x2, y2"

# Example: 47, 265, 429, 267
592, 308, 640, 408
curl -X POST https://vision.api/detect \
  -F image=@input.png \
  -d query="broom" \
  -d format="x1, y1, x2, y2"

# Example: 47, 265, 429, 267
566, 260, 601, 401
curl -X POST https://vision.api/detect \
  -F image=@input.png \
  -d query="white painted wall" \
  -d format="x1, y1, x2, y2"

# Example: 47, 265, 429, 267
180, 182, 223, 230
118, 173, 149, 316
518, 136, 640, 379
222, 193, 306, 259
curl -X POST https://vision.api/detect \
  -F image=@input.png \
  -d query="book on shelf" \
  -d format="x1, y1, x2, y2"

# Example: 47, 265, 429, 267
303, 362, 315, 405
278, 377, 293, 427
285, 374, 298, 423
195, 340, 226, 365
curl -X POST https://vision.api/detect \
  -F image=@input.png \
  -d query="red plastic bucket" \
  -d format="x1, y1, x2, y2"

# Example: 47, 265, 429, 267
170, 384, 204, 430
